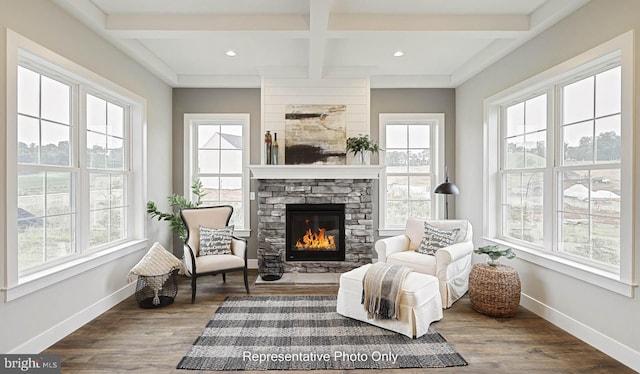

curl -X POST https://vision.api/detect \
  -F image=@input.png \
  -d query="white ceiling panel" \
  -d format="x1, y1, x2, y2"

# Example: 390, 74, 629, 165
325, 37, 495, 76
142, 37, 308, 75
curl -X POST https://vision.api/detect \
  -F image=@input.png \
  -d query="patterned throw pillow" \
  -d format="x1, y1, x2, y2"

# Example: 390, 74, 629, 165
199, 225, 234, 256
416, 222, 460, 255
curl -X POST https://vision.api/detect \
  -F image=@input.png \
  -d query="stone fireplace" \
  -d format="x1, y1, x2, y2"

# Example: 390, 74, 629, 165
252, 165, 382, 273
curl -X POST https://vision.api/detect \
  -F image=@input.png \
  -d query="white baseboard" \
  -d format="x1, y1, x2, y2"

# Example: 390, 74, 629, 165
520, 293, 640, 372
9, 282, 136, 354
248, 259, 258, 269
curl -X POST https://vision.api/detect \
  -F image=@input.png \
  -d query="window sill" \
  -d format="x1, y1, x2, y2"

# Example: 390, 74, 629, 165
234, 229, 251, 238
2, 239, 148, 302
483, 237, 637, 298
378, 228, 405, 237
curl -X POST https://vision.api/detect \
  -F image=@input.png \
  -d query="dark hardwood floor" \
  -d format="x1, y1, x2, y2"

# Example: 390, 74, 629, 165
45, 270, 634, 373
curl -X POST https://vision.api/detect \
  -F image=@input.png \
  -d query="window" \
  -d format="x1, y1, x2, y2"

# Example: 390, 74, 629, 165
485, 31, 634, 296
5, 30, 147, 300
86, 93, 129, 248
184, 114, 250, 234
557, 67, 622, 267
16, 67, 133, 274
379, 113, 444, 233
501, 94, 547, 247
499, 66, 622, 270
17, 66, 75, 271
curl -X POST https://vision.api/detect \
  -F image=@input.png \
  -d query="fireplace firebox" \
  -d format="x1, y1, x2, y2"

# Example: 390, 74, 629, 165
285, 204, 346, 261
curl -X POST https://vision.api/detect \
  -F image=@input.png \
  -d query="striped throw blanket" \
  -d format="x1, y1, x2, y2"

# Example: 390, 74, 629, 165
362, 262, 412, 320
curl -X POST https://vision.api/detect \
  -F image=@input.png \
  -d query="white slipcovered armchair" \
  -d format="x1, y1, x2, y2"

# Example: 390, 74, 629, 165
375, 218, 473, 308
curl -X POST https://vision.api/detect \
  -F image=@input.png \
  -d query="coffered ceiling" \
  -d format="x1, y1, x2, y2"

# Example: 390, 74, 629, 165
52, 0, 590, 88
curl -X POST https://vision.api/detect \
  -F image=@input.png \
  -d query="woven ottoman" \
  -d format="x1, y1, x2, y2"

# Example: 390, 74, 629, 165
336, 264, 443, 338
469, 263, 521, 317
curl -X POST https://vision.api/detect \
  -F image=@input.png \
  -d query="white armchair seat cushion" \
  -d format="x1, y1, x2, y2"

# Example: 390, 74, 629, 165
195, 254, 245, 274
387, 251, 437, 275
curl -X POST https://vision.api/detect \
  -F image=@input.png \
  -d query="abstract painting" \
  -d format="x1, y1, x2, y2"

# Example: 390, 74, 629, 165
284, 104, 347, 165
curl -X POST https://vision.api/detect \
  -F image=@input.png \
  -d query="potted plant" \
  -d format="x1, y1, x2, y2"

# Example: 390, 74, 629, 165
346, 134, 380, 165
147, 178, 207, 241
474, 245, 516, 266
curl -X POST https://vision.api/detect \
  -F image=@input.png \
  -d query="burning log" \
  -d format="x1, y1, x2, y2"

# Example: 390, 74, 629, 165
295, 228, 336, 250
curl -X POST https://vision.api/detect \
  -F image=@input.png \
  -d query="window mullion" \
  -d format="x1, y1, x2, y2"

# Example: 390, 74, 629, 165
78, 86, 90, 255
218, 124, 223, 180
547, 87, 558, 253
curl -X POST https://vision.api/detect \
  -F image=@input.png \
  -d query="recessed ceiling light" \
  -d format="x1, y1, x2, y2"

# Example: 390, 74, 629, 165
393, 51, 404, 57
226, 50, 237, 57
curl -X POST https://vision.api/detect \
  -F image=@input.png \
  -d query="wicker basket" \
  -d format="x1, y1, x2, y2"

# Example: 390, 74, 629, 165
469, 263, 521, 317
135, 270, 178, 308
259, 254, 284, 281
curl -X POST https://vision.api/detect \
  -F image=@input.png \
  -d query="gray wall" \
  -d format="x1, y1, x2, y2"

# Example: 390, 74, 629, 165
171, 88, 456, 260
371, 88, 457, 231
172, 88, 261, 258
0, 0, 173, 352
456, 0, 640, 368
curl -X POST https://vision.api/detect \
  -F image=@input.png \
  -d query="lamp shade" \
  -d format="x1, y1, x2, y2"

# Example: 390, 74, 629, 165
434, 181, 459, 195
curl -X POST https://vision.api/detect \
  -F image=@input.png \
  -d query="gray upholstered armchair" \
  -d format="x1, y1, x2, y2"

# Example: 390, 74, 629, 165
180, 205, 249, 303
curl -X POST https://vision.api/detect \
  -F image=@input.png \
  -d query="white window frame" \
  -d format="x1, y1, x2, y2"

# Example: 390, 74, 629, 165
499, 92, 549, 249
3, 30, 147, 302
378, 113, 445, 236
83, 89, 132, 250
483, 31, 635, 297
183, 113, 251, 236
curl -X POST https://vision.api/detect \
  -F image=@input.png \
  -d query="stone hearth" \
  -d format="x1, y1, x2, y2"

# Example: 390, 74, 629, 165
256, 178, 374, 273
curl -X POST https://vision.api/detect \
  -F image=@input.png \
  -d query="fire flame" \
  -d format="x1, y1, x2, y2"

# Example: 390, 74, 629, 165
295, 228, 336, 249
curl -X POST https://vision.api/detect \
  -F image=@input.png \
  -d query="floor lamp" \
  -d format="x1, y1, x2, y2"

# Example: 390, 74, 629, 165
434, 167, 459, 219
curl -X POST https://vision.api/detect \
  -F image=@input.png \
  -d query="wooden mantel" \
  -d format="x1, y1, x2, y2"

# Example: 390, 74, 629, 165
249, 165, 384, 179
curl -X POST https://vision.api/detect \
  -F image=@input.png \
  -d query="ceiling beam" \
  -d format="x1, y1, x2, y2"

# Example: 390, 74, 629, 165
370, 75, 454, 89
308, 0, 332, 80
106, 14, 309, 33
326, 30, 527, 39
104, 30, 310, 40
529, 0, 591, 32
104, 12, 530, 39
329, 14, 530, 32
177, 74, 261, 88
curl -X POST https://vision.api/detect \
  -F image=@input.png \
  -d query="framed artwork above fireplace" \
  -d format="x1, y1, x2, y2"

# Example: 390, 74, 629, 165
284, 104, 347, 165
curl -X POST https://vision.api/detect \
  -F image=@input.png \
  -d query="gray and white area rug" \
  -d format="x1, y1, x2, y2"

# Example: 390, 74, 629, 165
177, 295, 467, 371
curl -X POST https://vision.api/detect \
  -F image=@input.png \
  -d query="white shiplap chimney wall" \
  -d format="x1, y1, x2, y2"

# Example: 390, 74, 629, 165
260, 78, 370, 165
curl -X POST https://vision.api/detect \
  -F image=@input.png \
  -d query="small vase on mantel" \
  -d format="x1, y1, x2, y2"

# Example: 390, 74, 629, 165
357, 152, 371, 165
346, 134, 379, 166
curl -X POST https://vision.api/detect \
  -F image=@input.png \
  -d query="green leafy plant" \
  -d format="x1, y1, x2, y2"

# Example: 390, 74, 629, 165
146, 178, 207, 241
346, 134, 380, 163
474, 245, 516, 266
